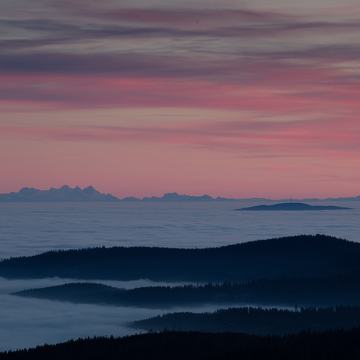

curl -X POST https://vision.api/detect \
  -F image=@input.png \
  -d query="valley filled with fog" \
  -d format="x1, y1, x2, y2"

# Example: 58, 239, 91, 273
0, 201, 359, 351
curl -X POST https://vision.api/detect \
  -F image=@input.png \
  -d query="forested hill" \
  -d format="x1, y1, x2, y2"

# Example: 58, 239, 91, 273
12, 273, 360, 308
131, 306, 360, 335
2, 328, 360, 360
1, 235, 360, 281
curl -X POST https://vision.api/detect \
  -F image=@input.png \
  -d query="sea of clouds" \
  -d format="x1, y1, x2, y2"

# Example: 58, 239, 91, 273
1, 201, 359, 258
0, 201, 359, 351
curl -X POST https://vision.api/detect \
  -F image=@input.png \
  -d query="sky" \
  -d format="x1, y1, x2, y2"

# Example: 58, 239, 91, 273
1, 0, 360, 199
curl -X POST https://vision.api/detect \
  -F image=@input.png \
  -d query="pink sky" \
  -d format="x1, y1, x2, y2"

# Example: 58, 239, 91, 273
1, 0, 360, 199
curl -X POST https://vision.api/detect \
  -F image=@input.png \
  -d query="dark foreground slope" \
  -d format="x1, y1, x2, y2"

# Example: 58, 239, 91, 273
13, 273, 360, 308
2, 329, 360, 360
236, 202, 351, 211
1, 235, 360, 281
131, 306, 360, 335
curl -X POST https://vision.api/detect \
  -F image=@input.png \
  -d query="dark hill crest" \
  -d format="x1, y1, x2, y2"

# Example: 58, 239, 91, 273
236, 202, 351, 211
0, 235, 359, 282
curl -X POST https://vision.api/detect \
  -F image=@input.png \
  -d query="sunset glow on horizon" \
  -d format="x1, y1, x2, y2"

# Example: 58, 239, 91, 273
1, 0, 360, 199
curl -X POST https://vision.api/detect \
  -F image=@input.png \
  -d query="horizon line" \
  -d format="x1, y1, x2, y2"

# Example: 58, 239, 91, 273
0, 185, 359, 202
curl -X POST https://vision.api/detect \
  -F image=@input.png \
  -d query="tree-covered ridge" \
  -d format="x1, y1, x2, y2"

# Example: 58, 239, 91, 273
1, 235, 360, 281
13, 283, 125, 305
12, 272, 360, 308
131, 305, 360, 335
2, 328, 360, 360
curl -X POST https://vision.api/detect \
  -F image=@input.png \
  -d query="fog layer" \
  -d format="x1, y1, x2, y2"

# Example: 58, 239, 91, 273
0, 277, 255, 352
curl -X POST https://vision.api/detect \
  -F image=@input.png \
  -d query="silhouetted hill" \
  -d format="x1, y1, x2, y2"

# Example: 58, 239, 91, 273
13, 272, 360, 308
2, 328, 360, 360
0, 186, 120, 202
236, 202, 351, 211
131, 306, 360, 335
1, 235, 360, 281
13, 283, 126, 305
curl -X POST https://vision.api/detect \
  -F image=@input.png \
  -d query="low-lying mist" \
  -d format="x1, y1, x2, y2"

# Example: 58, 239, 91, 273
0, 277, 199, 294
1, 277, 275, 352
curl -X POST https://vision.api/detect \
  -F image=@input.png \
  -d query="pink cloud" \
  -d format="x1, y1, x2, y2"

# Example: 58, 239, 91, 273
1, 2, 360, 198
1, 113, 359, 163
1, 65, 359, 118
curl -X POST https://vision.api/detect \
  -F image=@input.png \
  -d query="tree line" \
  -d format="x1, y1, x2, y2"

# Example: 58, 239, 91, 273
2, 327, 360, 360
131, 305, 360, 335
1, 234, 360, 282
14, 272, 360, 308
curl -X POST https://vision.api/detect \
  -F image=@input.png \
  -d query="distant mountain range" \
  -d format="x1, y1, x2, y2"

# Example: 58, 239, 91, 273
123, 192, 234, 202
0, 185, 119, 202
0, 186, 360, 202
